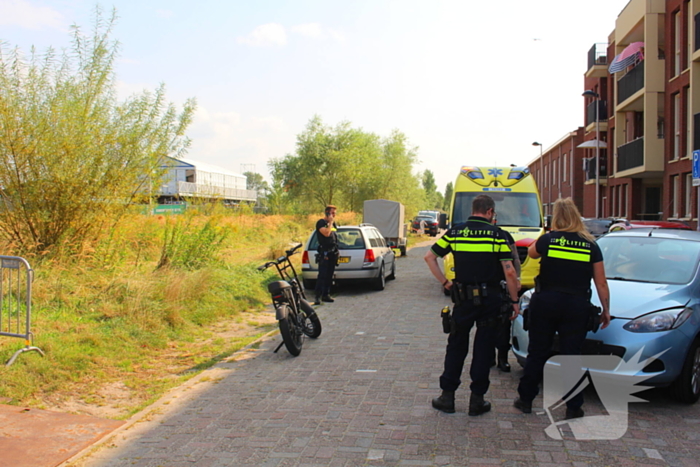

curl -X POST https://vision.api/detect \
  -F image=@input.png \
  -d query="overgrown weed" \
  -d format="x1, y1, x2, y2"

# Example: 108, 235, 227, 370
0, 211, 327, 417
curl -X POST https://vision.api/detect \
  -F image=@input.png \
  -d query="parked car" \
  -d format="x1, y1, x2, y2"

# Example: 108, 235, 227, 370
582, 217, 628, 238
301, 224, 396, 292
411, 215, 439, 236
608, 219, 691, 233
511, 228, 700, 403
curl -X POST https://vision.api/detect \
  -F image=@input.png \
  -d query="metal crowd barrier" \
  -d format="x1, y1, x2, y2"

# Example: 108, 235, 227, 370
0, 256, 44, 366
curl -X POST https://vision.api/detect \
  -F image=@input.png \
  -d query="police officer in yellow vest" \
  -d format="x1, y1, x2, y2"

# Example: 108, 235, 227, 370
514, 198, 610, 419
425, 195, 520, 416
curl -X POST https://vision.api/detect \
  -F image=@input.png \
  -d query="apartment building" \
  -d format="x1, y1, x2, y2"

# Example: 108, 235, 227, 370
529, 0, 700, 229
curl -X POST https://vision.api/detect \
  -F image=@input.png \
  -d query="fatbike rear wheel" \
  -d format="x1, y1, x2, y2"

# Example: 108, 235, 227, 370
278, 305, 303, 356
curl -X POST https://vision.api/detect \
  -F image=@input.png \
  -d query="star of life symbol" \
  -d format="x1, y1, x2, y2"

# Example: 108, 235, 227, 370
487, 168, 503, 177
541, 347, 666, 440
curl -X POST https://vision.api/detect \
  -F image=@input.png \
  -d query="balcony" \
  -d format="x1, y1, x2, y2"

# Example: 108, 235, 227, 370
587, 43, 608, 69
617, 138, 644, 172
617, 61, 644, 104
586, 100, 608, 126
583, 153, 607, 181
696, 13, 700, 51
167, 181, 257, 201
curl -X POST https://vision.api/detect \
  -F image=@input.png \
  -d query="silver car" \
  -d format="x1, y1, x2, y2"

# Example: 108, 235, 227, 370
301, 224, 396, 291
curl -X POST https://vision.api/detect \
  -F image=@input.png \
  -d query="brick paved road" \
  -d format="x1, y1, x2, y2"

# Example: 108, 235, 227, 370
74, 244, 700, 467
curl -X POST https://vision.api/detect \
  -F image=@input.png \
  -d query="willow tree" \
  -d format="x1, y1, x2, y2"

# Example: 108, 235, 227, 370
0, 8, 195, 254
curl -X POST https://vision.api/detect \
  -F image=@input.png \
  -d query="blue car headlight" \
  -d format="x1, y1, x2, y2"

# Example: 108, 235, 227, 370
622, 307, 693, 333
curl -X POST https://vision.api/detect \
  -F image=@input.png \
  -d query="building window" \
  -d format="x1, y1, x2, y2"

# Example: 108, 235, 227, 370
562, 153, 567, 182
686, 89, 692, 158
673, 175, 680, 218
553, 160, 557, 187
686, 173, 693, 218
674, 93, 681, 160
675, 10, 682, 76
688, 1, 692, 69
544, 165, 548, 189
623, 185, 628, 218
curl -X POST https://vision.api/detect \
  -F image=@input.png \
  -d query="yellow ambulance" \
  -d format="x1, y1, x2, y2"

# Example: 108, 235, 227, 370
441, 166, 544, 291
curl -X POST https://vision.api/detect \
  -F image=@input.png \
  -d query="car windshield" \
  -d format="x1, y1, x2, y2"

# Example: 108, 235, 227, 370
415, 216, 434, 222
452, 192, 542, 227
308, 229, 366, 250
583, 219, 614, 237
597, 235, 700, 284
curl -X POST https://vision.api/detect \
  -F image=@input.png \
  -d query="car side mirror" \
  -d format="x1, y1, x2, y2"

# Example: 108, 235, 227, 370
439, 213, 448, 229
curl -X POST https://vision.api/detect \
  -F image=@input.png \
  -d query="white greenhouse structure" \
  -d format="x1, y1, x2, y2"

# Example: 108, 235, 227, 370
158, 157, 257, 204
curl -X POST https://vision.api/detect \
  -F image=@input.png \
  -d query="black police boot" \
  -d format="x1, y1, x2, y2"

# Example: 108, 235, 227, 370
431, 390, 455, 414
565, 407, 584, 419
314, 296, 321, 305
513, 397, 532, 414
497, 350, 511, 372
468, 393, 491, 416
322, 296, 335, 303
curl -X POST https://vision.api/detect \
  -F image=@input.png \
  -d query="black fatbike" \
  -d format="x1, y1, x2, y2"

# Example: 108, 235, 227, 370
258, 243, 322, 356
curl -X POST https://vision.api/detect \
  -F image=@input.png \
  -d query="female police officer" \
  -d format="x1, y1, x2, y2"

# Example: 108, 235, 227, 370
514, 198, 610, 419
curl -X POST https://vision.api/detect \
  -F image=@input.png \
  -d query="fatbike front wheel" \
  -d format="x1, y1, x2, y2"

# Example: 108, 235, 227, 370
299, 299, 322, 338
278, 305, 303, 356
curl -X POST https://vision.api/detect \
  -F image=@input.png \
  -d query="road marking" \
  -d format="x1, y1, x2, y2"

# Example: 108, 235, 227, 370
643, 448, 663, 460
356, 369, 377, 373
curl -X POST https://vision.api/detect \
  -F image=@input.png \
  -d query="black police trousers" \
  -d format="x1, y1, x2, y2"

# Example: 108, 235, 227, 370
315, 252, 337, 298
439, 294, 500, 396
517, 291, 589, 410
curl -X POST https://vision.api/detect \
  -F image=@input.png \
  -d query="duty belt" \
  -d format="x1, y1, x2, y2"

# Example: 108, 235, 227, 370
451, 281, 502, 306
535, 276, 589, 297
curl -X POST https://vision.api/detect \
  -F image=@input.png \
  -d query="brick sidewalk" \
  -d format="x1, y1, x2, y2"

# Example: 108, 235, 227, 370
71, 245, 700, 467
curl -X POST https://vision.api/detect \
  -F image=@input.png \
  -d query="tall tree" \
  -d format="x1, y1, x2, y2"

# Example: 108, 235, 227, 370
271, 117, 425, 215
0, 8, 195, 254
443, 182, 454, 211
422, 170, 439, 209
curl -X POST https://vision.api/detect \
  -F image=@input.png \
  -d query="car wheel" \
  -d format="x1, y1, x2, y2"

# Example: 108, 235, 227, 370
387, 260, 396, 280
670, 338, 700, 403
303, 279, 316, 291
372, 264, 385, 291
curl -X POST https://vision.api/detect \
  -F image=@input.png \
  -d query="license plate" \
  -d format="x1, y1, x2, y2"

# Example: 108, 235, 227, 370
338, 257, 350, 263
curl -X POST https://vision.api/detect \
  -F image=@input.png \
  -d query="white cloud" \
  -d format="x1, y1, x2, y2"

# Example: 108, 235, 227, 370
156, 9, 174, 19
0, 0, 64, 30
291, 23, 323, 39
290, 23, 345, 43
186, 106, 292, 178
237, 23, 287, 47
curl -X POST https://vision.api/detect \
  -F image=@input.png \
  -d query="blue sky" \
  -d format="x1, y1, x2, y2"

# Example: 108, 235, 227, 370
1, 0, 630, 192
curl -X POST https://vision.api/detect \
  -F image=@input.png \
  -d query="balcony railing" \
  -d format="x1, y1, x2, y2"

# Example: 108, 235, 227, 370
696, 13, 700, 51
587, 43, 608, 70
171, 181, 257, 201
617, 138, 644, 172
586, 100, 608, 126
617, 61, 644, 104
695, 112, 700, 151
583, 153, 607, 181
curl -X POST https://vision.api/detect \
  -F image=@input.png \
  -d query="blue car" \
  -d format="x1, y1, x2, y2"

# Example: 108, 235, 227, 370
511, 228, 700, 403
